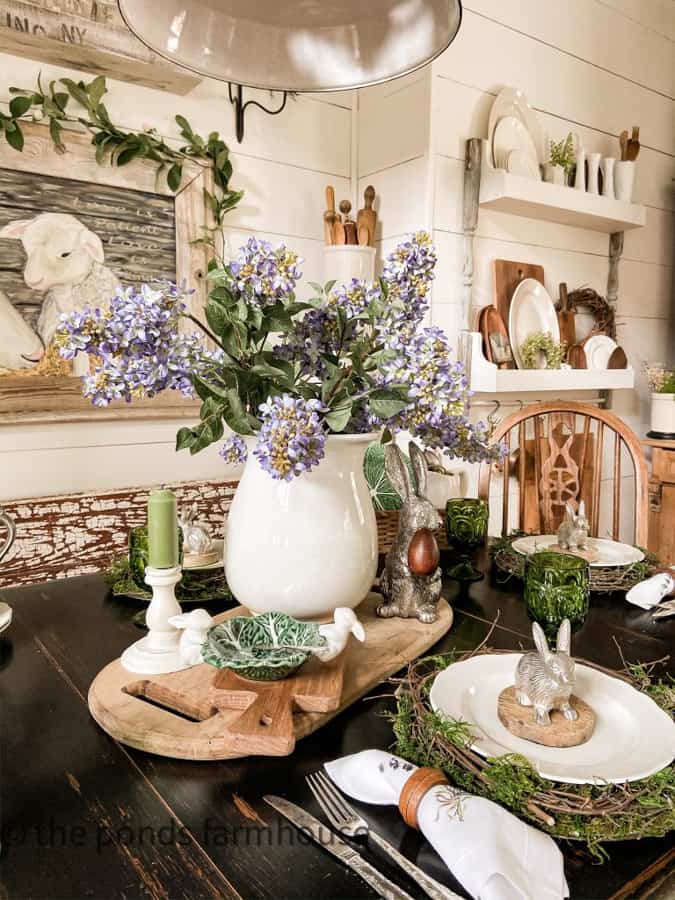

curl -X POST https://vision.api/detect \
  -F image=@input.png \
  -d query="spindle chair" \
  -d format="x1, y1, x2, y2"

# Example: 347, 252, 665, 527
478, 401, 649, 546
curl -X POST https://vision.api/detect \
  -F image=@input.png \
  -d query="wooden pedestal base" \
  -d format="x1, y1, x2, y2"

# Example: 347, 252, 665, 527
88, 593, 453, 760
497, 686, 596, 747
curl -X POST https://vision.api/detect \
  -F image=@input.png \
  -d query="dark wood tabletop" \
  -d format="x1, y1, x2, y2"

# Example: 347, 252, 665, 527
1, 549, 673, 900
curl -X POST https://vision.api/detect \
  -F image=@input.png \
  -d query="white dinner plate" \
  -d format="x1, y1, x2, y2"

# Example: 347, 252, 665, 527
488, 86, 547, 166
0, 601, 12, 634
583, 334, 618, 370
506, 149, 541, 180
430, 654, 675, 784
512, 534, 644, 567
493, 116, 539, 173
508, 278, 560, 369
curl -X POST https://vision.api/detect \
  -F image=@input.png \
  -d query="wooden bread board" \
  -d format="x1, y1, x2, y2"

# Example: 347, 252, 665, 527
88, 594, 453, 760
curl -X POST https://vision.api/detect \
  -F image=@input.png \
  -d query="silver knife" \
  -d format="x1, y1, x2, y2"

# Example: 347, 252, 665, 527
264, 795, 415, 900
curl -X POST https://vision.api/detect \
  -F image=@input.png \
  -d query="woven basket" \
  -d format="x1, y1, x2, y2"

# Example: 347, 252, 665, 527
376, 510, 449, 555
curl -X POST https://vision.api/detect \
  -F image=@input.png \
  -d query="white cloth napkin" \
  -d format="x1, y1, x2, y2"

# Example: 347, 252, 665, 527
626, 572, 675, 610
325, 750, 568, 900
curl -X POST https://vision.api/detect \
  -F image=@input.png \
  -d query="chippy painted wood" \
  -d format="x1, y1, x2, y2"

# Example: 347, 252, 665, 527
0, 479, 237, 588
88, 594, 453, 760
0, 166, 176, 327
0, 120, 212, 421
0, 0, 199, 93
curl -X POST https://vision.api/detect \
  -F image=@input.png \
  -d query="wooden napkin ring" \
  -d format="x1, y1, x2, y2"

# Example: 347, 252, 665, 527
399, 767, 448, 830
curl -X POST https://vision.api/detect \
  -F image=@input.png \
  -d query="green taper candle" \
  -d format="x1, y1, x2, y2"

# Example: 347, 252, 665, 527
147, 489, 179, 569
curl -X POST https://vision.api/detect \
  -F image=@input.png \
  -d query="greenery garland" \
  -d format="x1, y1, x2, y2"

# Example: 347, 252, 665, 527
392, 649, 674, 859
1, 74, 242, 256
520, 331, 566, 369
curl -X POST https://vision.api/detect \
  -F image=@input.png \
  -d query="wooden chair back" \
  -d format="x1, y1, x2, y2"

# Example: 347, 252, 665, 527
478, 401, 649, 546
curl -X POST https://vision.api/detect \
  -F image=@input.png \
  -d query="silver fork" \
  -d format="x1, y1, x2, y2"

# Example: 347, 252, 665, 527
306, 771, 462, 900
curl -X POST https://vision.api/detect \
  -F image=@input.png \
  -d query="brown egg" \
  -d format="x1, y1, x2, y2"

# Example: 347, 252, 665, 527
407, 528, 440, 576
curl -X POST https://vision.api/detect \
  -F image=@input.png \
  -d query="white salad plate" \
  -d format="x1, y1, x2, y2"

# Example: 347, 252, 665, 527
488, 86, 547, 166
0, 601, 12, 634
511, 534, 644, 567
583, 334, 618, 370
429, 654, 675, 784
493, 116, 539, 173
508, 278, 560, 369
506, 149, 541, 180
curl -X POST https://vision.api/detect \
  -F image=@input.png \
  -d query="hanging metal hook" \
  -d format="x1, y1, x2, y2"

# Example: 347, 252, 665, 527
228, 84, 290, 143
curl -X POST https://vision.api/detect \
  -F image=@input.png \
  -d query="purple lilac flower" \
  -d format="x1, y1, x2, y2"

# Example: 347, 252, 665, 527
274, 306, 342, 378
328, 278, 380, 317
378, 327, 504, 463
55, 283, 220, 406
219, 435, 248, 465
253, 394, 327, 481
228, 237, 302, 307
381, 231, 436, 330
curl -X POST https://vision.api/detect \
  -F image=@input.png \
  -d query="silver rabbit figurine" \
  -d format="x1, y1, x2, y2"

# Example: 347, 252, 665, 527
178, 502, 214, 555
515, 619, 578, 726
377, 442, 443, 624
557, 500, 589, 552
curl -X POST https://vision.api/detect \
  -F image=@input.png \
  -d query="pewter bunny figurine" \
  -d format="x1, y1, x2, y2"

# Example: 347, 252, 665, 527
178, 503, 214, 555
515, 619, 577, 725
557, 500, 589, 552
377, 442, 443, 623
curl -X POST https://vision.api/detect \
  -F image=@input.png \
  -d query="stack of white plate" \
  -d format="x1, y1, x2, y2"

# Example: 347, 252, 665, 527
488, 87, 546, 181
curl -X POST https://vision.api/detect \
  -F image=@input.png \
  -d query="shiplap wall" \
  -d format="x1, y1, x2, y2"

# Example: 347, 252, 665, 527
1, 1, 673, 506
0, 53, 354, 500
357, 0, 674, 537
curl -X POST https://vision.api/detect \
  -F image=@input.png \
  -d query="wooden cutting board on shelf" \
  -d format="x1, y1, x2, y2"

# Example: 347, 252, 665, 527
88, 594, 453, 760
493, 260, 545, 327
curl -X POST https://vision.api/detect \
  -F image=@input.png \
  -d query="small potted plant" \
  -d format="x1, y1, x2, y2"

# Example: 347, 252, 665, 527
545, 134, 575, 186
645, 364, 675, 439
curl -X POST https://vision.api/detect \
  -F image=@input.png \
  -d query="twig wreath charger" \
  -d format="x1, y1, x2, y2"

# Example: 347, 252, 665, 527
520, 331, 566, 369
56, 232, 507, 619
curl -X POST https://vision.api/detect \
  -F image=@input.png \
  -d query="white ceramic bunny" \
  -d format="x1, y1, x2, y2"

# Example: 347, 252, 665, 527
557, 500, 589, 552
316, 608, 366, 661
168, 608, 214, 666
377, 442, 443, 624
515, 619, 577, 726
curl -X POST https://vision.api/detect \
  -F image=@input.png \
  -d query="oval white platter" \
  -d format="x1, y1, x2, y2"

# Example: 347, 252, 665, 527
507, 149, 541, 180
493, 116, 539, 172
583, 334, 617, 370
0, 601, 12, 634
430, 654, 675, 784
512, 534, 644, 567
487, 86, 548, 165
508, 278, 560, 369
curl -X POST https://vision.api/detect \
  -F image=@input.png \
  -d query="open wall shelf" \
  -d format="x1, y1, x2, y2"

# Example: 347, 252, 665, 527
478, 141, 646, 233
459, 331, 635, 394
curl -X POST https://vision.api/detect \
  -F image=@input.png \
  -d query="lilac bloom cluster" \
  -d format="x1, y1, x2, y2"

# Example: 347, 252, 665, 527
228, 237, 302, 307
219, 434, 248, 465
55, 284, 221, 406
253, 394, 327, 481
381, 230, 436, 330
378, 327, 505, 463
328, 278, 379, 317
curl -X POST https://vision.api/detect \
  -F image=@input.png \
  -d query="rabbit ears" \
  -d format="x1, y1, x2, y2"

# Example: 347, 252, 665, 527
384, 441, 428, 500
532, 619, 571, 657
565, 500, 586, 520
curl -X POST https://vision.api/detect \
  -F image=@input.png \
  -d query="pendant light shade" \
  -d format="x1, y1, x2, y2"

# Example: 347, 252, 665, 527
118, 0, 463, 93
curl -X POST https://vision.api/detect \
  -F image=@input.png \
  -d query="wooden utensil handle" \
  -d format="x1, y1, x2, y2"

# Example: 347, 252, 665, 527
325, 185, 335, 213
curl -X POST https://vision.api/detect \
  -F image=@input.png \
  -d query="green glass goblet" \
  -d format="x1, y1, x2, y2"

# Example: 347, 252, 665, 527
524, 550, 590, 638
445, 498, 489, 582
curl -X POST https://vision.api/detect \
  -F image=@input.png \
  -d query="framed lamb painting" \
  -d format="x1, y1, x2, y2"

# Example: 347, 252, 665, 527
0, 120, 211, 422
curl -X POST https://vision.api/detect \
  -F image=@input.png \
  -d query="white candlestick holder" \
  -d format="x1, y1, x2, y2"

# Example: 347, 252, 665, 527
121, 565, 190, 674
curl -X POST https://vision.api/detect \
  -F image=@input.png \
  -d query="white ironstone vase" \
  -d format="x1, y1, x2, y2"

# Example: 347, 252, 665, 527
224, 434, 378, 620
